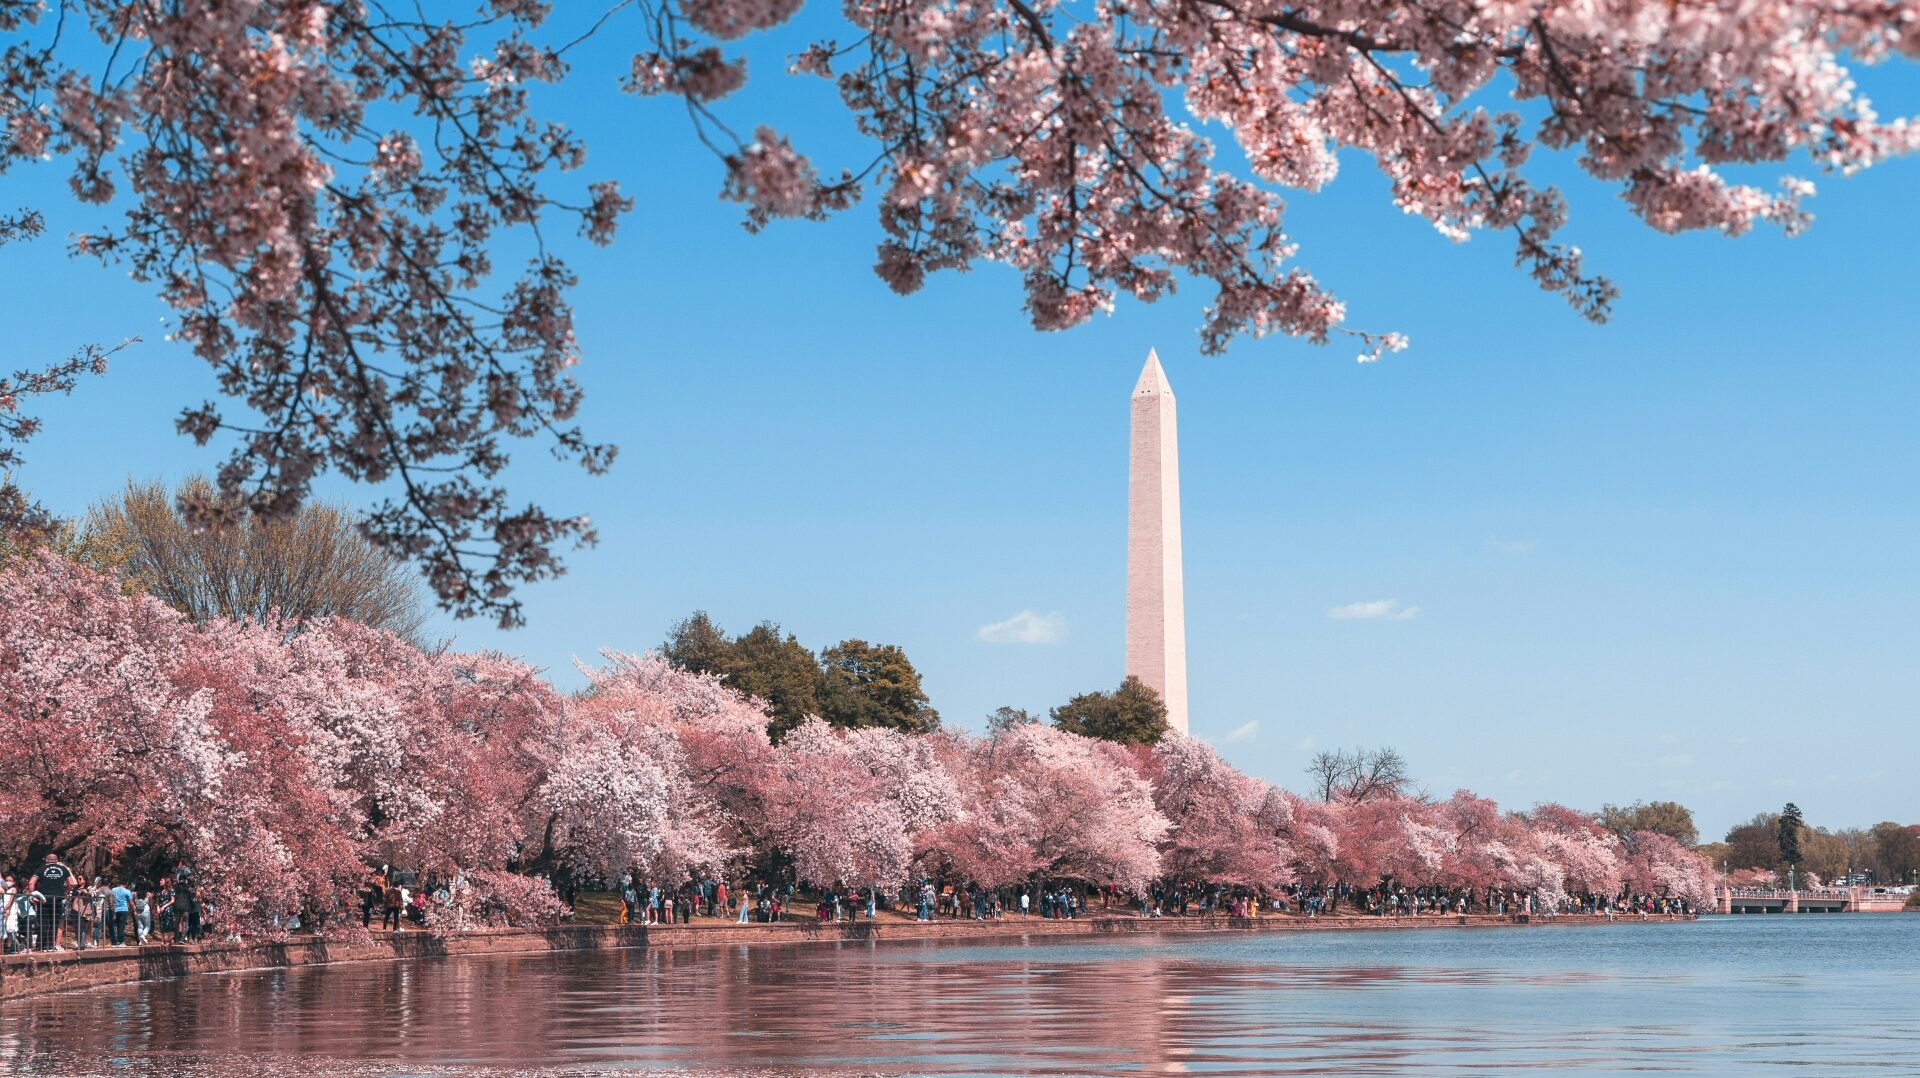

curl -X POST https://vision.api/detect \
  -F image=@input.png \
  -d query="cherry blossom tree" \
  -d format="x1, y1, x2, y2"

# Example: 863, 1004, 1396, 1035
1620, 829, 1717, 909
1523, 801, 1624, 898
1146, 734, 1294, 887
2, 1, 622, 627
537, 723, 680, 878
0, 552, 206, 859
555, 651, 748, 880
4, 2, 1913, 616
1430, 790, 1528, 890
760, 719, 960, 887
926, 723, 1169, 890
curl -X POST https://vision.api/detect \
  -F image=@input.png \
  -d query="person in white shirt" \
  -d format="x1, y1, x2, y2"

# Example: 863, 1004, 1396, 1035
1, 878, 20, 953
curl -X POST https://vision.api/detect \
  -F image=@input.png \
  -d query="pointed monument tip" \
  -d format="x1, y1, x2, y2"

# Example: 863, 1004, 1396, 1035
1133, 348, 1173, 397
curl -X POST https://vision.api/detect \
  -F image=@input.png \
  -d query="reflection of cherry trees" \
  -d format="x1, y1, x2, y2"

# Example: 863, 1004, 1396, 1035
0, 554, 1715, 933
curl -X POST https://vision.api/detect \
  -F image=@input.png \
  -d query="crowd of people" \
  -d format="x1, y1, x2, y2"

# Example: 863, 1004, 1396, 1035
5, 846, 1699, 957
2, 853, 211, 954
590, 873, 1699, 931
617, 874, 731, 924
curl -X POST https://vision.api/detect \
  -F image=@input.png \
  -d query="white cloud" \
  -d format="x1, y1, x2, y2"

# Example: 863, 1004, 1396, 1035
1226, 721, 1258, 743
1294, 735, 1317, 751
1657, 753, 1694, 768
1328, 598, 1420, 621
1487, 537, 1538, 555
975, 609, 1067, 645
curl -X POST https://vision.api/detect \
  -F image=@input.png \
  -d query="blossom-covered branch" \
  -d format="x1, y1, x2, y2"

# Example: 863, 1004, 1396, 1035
635, 0, 1916, 358
3, 0, 629, 627
3, 0, 1912, 619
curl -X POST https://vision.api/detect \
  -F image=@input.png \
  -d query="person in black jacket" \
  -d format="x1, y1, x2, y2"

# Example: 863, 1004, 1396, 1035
34, 853, 72, 951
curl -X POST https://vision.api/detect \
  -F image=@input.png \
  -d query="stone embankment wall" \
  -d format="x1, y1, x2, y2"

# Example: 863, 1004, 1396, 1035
0, 911, 1689, 1001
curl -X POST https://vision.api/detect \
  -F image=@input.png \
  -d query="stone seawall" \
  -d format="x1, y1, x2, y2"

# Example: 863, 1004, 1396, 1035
0, 911, 1690, 1001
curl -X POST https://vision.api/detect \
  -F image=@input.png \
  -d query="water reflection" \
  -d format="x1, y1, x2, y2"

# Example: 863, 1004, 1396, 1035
4, 917, 1918, 1075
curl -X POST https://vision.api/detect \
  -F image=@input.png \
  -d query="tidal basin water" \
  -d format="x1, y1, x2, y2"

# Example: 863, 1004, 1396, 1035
4, 915, 1917, 1076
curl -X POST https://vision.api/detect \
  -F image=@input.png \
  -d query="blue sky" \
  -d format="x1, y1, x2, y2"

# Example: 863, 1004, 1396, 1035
4, 14, 1915, 841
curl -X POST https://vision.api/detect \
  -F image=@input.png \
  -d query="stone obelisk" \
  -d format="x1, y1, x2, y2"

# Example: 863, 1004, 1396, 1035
1126, 349, 1189, 735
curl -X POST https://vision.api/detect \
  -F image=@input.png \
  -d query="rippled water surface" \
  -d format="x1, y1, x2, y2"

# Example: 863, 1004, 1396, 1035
5, 915, 1917, 1076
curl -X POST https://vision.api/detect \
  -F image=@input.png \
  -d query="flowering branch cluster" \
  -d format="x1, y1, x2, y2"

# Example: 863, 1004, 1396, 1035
2, 2, 1913, 617
632, 0, 1917, 358
3, 0, 630, 627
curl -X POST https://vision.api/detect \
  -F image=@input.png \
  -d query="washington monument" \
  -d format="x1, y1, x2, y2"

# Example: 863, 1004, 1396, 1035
1126, 349, 1189, 736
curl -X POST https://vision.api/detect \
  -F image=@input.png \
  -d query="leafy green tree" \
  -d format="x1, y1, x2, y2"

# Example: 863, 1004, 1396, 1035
1723, 813, 1782, 871
660, 613, 940, 740
661, 610, 731, 676
1777, 803, 1805, 869
1598, 800, 1699, 846
1870, 822, 1920, 884
1050, 675, 1169, 745
1694, 841, 1731, 870
818, 639, 939, 734
729, 622, 826, 740
1800, 828, 1850, 883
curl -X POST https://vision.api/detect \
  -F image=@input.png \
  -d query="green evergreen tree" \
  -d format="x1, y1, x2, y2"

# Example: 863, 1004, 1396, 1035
817, 639, 939, 734
729, 622, 826, 740
1778, 803, 1806, 869
660, 610, 731, 676
1050, 675, 1169, 745
1598, 800, 1700, 846
661, 613, 940, 741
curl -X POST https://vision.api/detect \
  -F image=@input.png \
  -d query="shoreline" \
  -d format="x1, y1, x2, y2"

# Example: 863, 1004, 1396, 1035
0, 910, 1690, 1001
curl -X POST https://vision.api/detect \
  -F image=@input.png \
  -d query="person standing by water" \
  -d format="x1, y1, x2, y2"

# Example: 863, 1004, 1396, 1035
381, 877, 404, 931
155, 877, 176, 943
34, 853, 72, 951
134, 881, 153, 944
88, 878, 110, 947
17, 879, 44, 952
361, 870, 382, 928
109, 879, 133, 945
175, 873, 201, 942
2, 874, 26, 953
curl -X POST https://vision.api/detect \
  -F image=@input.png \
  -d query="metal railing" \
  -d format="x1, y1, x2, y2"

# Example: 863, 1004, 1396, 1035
2, 888, 182, 954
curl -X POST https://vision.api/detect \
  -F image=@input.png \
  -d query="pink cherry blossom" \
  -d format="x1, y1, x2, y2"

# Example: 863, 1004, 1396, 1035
3, 2, 1911, 617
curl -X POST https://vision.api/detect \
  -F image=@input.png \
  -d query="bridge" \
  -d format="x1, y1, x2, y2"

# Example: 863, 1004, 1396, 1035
1716, 886, 1911, 914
